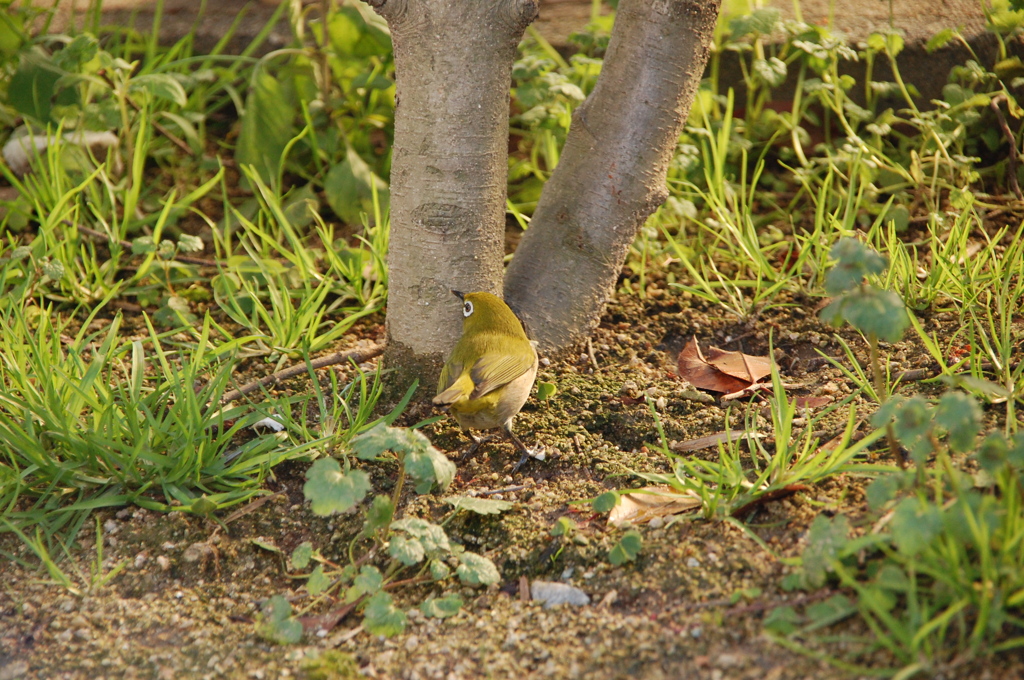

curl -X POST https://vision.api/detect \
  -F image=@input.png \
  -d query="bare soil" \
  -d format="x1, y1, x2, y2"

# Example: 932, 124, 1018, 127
3, 260, 1022, 680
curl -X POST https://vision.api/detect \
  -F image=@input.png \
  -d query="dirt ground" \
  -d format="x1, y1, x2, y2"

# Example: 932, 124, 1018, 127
2, 271, 1022, 679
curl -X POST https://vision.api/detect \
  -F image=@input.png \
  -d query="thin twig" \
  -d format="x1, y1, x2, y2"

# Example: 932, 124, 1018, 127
222, 492, 287, 525
219, 344, 385, 404
730, 484, 809, 519
586, 336, 600, 371
476, 485, 527, 496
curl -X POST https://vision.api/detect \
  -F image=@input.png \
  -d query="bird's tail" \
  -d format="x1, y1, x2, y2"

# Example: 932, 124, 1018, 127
432, 373, 474, 406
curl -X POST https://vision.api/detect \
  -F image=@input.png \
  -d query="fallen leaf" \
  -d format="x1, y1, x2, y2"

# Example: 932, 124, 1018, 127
530, 581, 591, 608
678, 337, 750, 393
607, 486, 701, 527
704, 346, 773, 383
671, 430, 763, 453
794, 396, 833, 409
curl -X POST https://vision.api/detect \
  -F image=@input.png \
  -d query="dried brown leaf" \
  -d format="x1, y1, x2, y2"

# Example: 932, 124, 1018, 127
677, 337, 750, 393
670, 430, 764, 453
607, 486, 702, 527
704, 346, 774, 383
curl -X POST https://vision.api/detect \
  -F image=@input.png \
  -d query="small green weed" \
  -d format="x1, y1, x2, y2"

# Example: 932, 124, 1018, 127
257, 423, 505, 642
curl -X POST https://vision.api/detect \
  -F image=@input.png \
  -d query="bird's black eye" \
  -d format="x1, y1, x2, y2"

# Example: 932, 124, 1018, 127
463, 301, 474, 317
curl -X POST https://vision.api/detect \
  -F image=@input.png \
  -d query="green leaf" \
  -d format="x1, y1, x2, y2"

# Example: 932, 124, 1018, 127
882, 204, 910, 233
824, 238, 888, 295
188, 495, 219, 517
891, 397, 934, 464
802, 514, 850, 588
429, 560, 451, 581
405, 444, 456, 494
351, 423, 420, 459
976, 432, 1009, 474
391, 518, 451, 554
360, 495, 395, 537
729, 8, 780, 37
291, 542, 314, 570
154, 295, 197, 328
804, 594, 857, 631
551, 516, 576, 537
419, 595, 463, 619
753, 57, 787, 88
1007, 433, 1024, 469
327, 6, 392, 57
42, 258, 65, 281
281, 182, 320, 229
256, 595, 303, 644
884, 32, 904, 57
592, 491, 619, 513
536, 382, 557, 402
362, 591, 407, 637
926, 28, 955, 53
127, 73, 188, 106
303, 458, 371, 516
446, 496, 513, 515
346, 565, 383, 603
177, 234, 204, 253
388, 535, 425, 566
763, 606, 801, 635
236, 68, 299, 184
132, 236, 158, 255
874, 563, 911, 592
0, 10, 25, 55
828, 288, 909, 343
934, 392, 981, 453
456, 552, 500, 586
9, 50, 78, 123
865, 474, 901, 511
890, 497, 942, 555
608, 529, 642, 566
324, 147, 389, 226
306, 565, 331, 596
250, 538, 282, 554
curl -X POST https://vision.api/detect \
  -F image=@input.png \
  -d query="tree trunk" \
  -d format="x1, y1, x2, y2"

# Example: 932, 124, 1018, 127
368, 0, 538, 388
504, 0, 721, 355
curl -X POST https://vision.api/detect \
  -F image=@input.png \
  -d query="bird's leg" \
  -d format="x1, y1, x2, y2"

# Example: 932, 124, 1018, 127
504, 425, 533, 473
459, 431, 497, 462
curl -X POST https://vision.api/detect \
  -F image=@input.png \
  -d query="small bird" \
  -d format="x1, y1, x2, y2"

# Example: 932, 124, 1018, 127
433, 290, 539, 472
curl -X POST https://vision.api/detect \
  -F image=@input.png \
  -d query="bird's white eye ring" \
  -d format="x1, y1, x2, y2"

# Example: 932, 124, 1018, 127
463, 301, 474, 317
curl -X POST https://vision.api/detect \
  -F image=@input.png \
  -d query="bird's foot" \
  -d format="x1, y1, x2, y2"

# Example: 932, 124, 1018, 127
459, 433, 497, 462
510, 445, 546, 474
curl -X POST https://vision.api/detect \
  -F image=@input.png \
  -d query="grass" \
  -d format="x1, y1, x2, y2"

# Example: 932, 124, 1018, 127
1, 0, 1023, 675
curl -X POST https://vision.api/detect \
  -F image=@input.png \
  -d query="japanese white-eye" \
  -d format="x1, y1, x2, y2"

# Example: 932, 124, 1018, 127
433, 290, 539, 471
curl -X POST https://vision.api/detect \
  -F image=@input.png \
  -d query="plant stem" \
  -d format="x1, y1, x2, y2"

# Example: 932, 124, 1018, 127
391, 452, 406, 511
868, 331, 902, 461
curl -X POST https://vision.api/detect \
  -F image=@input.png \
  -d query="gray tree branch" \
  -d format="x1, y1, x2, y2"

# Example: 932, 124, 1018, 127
372, 0, 538, 387
504, 0, 721, 354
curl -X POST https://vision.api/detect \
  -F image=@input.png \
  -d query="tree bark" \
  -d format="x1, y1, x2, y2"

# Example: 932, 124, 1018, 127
368, 0, 538, 388
504, 0, 721, 355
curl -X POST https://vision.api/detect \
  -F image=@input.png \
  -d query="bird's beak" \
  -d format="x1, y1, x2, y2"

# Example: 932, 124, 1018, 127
450, 289, 465, 300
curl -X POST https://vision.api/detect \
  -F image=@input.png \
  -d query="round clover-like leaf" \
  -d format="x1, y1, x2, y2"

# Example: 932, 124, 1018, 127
303, 457, 371, 516
608, 529, 642, 566
934, 391, 982, 453
388, 535, 425, 566
456, 552, 500, 586
419, 595, 463, 619
291, 542, 314, 570
362, 591, 407, 637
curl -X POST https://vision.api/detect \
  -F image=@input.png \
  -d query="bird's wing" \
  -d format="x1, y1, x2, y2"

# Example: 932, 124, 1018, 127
468, 348, 535, 400
433, 360, 468, 405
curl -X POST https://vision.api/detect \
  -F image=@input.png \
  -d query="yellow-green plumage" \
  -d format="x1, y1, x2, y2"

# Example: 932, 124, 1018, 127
433, 290, 538, 471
